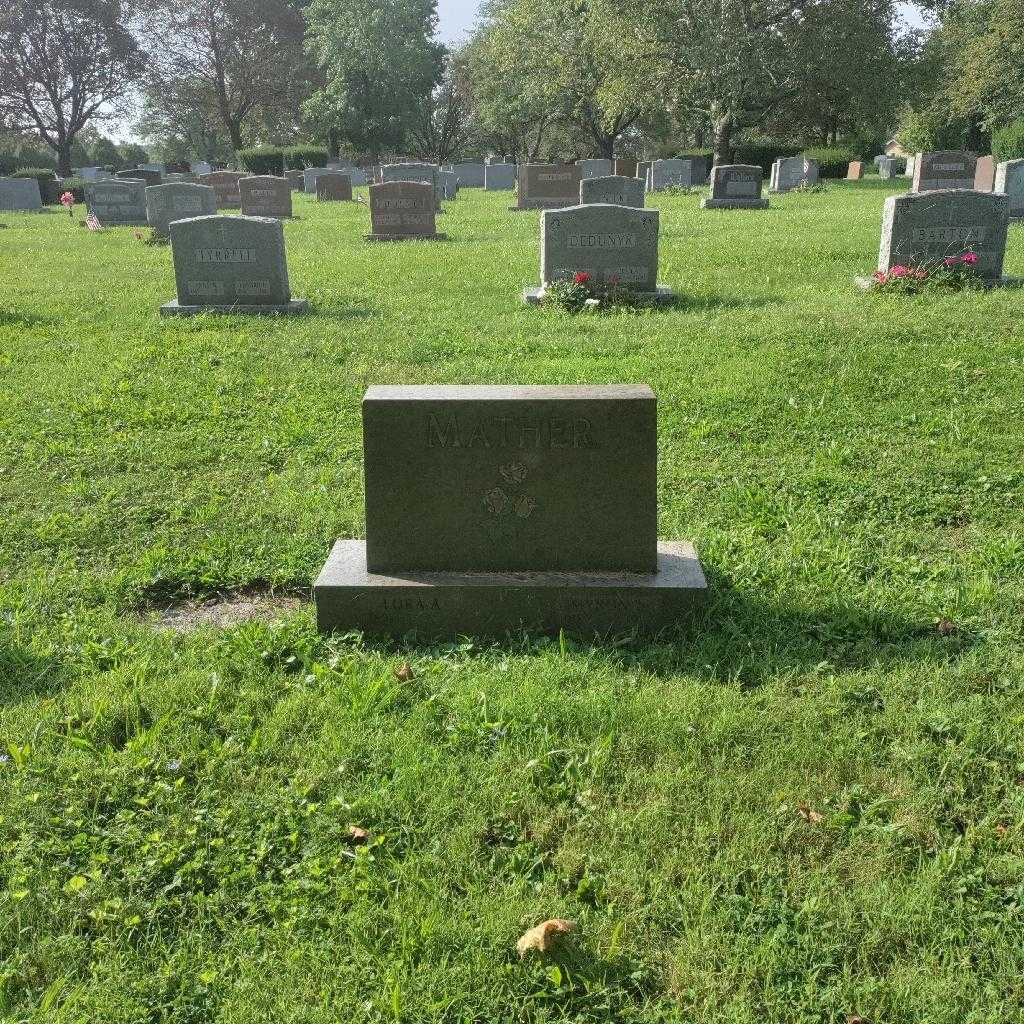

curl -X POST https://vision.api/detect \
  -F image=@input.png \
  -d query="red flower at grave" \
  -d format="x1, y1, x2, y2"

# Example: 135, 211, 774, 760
961, 251, 979, 264
59, 191, 74, 208
573, 272, 591, 285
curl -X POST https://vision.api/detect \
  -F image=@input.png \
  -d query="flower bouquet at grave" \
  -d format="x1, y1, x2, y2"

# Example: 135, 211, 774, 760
544, 272, 651, 312
60, 192, 75, 217
870, 250, 984, 294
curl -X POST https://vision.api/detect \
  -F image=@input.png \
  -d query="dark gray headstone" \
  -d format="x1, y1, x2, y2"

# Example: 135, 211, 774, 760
913, 151, 976, 192
302, 167, 331, 194
146, 182, 217, 235
580, 175, 644, 208
700, 164, 767, 210
485, 163, 516, 191
577, 159, 613, 179
198, 171, 244, 209
118, 168, 161, 187
316, 172, 353, 201
366, 181, 444, 241
85, 179, 148, 224
284, 170, 305, 191
0, 177, 43, 211
613, 158, 637, 177
240, 175, 293, 218
450, 162, 485, 187
516, 164, 582, 209
995, 159, 1024, 218
161, 214, 307, 315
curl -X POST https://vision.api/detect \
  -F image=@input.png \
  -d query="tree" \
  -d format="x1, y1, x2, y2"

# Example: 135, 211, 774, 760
303, 0, 444, 158
0, 0, 141, 175
406, 55, 479, 163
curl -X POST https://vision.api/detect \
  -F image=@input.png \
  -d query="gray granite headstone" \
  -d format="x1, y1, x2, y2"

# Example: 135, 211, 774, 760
913, 151, 976, 192
875, 189, 1010, 282
524, 203, 671, 302
240, 176, 293, 218
198, 171, 244, 209
450, 162, 486, 187
613, 158, 637, 177
436, 170, 458, 199
191, 161, 213, 176
85, 179, 148, 224
302, 167, 331, 194
995, 159, 1024, 218
284, 170, 305, 191
0, 177, 43, 211
316, 172, 353, 201
484, 162, 516, 190
904, 155, 916, 179
118, 168, 161, 187
878, 157, 899, 179
516, 164, 582, 210
161, 214, 307, 315
580, 175, 644, 208
366, 181, 444, 241
381, 163, 437, 186
78, 166, 104, 181
975, 155, 995, 192
769, 157, 818, 192
146, 182, 217, 235
647, 159, 692, 191
577, 159, 613, 179
313, 384, 707, 636
701, 164, 768, 209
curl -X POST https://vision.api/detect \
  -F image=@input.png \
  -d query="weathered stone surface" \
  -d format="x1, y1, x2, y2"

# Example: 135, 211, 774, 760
613, 158, 637, 177
198, 171, 244, 209
315, 172, 353, 201
240, 175, 293, 218
769, 157, 818, 192
646, 159, 692, 191
284, 170, 305, 191
450, 162, 486, 187
580, 175, 644, 208
913, 151, 976, 192
484, 162, 516, 190
878, 157, 900, 179
164, 173, 197, 184
146, 182, 217, 235
162, 214, 306, 314
904, 155, 916, 179
366, 181, 444, 240
577, 159, 613, 179
362, 385, 658, 573
995, 159, 1024, 218
302, 167, 331, 194
538, 203, 660, 291
191, 161, 213, 176
118, 168, 161, 187
847, 160, 864, 180
516, 164, 582, 209
85, 179, 148, 224
78, 166, 104, 181
436, 170, 458, 199
381, 163, 436, 186
0, 177, 43, 211
877, 189, 1009, 281
975, 155, 995, 192
701, 164, 767, 209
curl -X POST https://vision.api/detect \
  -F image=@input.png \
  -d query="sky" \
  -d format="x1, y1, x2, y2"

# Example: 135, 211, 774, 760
437, 0, 481, 42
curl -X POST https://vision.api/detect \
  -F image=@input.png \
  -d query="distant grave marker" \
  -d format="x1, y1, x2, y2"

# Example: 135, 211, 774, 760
85, 179, 148, 224
366, 181, 445, 241
146, 182, 217, 235
913, 151, 976, 192
0, 177, 43, 211
647, 159, 692, 191
700, 165, 768, 210
846, 161, 864, 180
579, 175, 644, 208
995, 159, 1024, 219
515, 164, 582, 210
484, 163, 516, 190
316, 172, 353, 202
240, 176, 293, 218
975, 155, 995, 192
198, 171, 244, 209
577, 159, 613, 179
769, 157, 818, 192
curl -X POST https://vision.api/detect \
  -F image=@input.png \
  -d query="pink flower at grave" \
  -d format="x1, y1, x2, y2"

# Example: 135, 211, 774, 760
890, 265, 910, 278
872, 271, 888, 283
961, 251, 979, 264
59, 191, 74, 208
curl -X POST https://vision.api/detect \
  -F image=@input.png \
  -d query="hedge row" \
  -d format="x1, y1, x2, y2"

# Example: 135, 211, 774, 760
238, 145, 331, 174
993, 121, 1024, 162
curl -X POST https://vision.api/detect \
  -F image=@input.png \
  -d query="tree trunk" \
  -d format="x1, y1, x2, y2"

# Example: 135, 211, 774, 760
56, 139, 73, 178
600, 135, 614, 160
712, 113, 733, 167
328, 127, 341, 158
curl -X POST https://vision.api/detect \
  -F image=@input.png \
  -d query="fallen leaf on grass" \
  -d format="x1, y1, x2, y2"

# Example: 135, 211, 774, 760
394, 662, 415, 682
797, 803, 824, 824
846, 1015, 870, 1024
936, 618, 957, 636
346, 825, 372, 845
516, 918, 575, 958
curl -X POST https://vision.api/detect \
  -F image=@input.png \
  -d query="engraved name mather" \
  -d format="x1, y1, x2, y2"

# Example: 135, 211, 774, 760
427, 413, 596, 449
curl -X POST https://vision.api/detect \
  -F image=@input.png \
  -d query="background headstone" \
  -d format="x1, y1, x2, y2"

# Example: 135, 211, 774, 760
701, 165, 768, 209
85, 179, 148, 224
877, 189, 1009, 282
284, 170, 305, 191
198, 171, 244, 209
78, 166, 103, 181
769, 157, 819, 192
903, 155, 916, 179
302, 167, 331, 194
647, 158, 692, 191
0, 177, 43, 211
484, 163, 516, 190
975, 155, 996, 192
366, 181, 444, 241
613, 158, 638, 177
146, 182, 217, 235
191, 161, 213, 176
449, 162, 486, 187
995, 159, 1024, 218
912, 151, 977, 192
577, 158, 613, 179
316, 172, 353, 201
240, 175, 293, 218
516, 164, 582, 209
580, 174, 645, 208
118, 168, 161, 187
878, 156, 899, 180
162, 214, 307, 314
436, 170, 458, 199
847, 161, 864, 180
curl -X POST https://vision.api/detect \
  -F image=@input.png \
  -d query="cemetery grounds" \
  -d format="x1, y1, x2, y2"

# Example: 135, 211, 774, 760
1, 179, 1023, 1022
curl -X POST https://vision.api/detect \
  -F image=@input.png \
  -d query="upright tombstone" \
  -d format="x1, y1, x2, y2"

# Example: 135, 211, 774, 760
164, 173, 197, 184
975, 155, 996, 192
240, 175, 293, 218
313, 384, 707, 636
146, 182, 217, 236
199, 171, 244, 209
577, 158, 613, 179
78, 166, 104, 181
769, 157, 819, 192
580, 175, 645, 208
366, 181, 446, 241
646, 158, 692, 191
84, 179, 148, 224
484, 162, 516, 191
118, 168, 161, 187
515, 164, 582, 210
700, 164, 768, 210
638, 161, 652, 187
904, 155, 916, 179
995, 159, 1024, 219
161, 214, 308, 315
613, 158, 637, 177
913, 151, 976, 192
190, 161, 213, 176
302, 167, 332, 194
0, 177, 43, 211
878, 157, 899, 180
523, 203, 671, 303
436, 170, 458, 199
316, 172, 353, 201
846, 161, 864, 180
141, 163, 165, 175
450, 162, 486, 187
858, 190, 1015, 287
284, 170, 305, 191
381, 162, 437, 187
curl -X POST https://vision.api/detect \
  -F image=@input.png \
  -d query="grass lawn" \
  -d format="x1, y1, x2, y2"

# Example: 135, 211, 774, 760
1, 180, 1024, 1022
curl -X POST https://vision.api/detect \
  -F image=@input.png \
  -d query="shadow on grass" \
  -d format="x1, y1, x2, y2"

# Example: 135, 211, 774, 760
0, 307, 52, 327
0, 639, 66, 706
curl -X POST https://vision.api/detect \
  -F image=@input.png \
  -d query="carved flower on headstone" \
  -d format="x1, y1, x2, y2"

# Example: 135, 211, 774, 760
484, 487, 508, 515
500, 462, 528, 484
514, 496, 537, 519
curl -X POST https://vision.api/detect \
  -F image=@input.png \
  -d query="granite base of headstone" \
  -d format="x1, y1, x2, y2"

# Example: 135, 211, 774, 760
160, 214, 308, 315
313, 385, 707, 637
700, 165, 768, 209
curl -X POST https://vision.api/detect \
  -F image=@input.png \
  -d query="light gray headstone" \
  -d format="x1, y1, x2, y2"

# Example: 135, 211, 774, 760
647, 159, 692, 191
191, 161, 213, 176
540, 203, 659, 291
577, 159, 613, 179
0, 177, 43, 211
303, 167, 332, 194
913, 151, 976, 192
878, 189, 1009, 281
878, 157, 899, 180
381, 163, 437, 187
769, 157, 818, 192
240, 175, 293, 218
141, 163, 165, 175
85, 179, 148, 224
995, 159, 1024, 218
517, 164, 582, 209
146, 182, 217, 235
903, 155, 916, 179
167, 214, 296, 308
78, 167, 104, 181
701, 165, 767, 209
580, 175, 644, 208
449, 162, 485, 187
198, 171, 244, 209
367, 181, 442, 240
484, 163, 516, 190
436, 170, 458, 199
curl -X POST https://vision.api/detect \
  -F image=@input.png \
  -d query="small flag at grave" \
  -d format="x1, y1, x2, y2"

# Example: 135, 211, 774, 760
86, 212, 103, 231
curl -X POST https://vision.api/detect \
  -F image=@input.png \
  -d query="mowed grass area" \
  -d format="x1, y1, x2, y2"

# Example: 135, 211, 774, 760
1, 180, 1024, 1022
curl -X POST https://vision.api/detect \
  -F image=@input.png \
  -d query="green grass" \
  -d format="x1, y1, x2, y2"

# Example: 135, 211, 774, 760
2, 182, 1024, 1023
